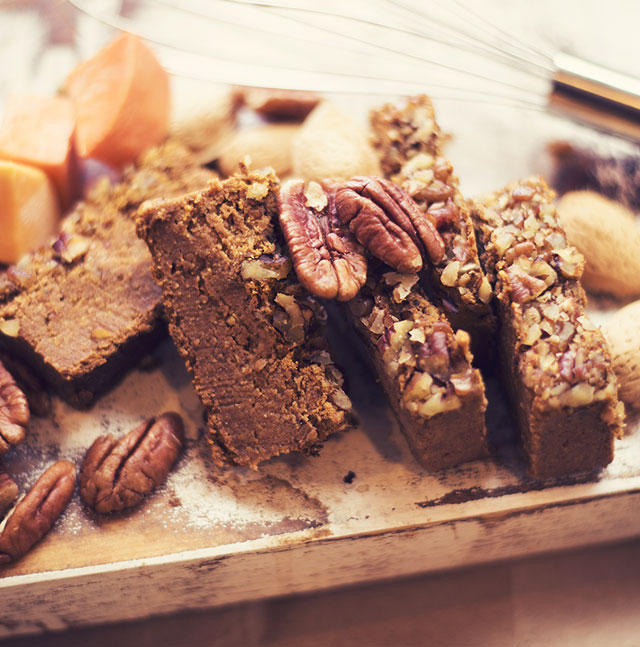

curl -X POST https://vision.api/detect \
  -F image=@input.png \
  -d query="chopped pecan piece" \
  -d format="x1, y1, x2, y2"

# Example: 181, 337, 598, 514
0, 470, 18, 518
278, 180, 367, 301
428, 199, 458, 229
417, 327, 451, 380
412, 179, 454, 203
558, 351, 592, 385
512, 184, 537, 202
334, 176, 445, 273
0, 361, 29, 455
52, 231, 91, 264
79, 412, 185, 514
505, 265, 548, 304
0, 461, 76, 564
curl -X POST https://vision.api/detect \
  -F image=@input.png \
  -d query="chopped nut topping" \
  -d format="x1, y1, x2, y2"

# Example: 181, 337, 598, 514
274, 293, 305, 345
0, 320, 19, 337
241, 255, 292, 282
369, 94, 492, 314
382, 272, 420, 303
247, 182, 269, 200
304, 181, 328, 211
52, 232, 91, 263
473, 177, 621, 416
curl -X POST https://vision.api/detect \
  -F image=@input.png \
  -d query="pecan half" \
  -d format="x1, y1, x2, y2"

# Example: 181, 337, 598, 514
335, 177, 445, 273
0, 470, 18, 518
0, 461, 76, 565
0, 361, 30, 455
79, 412, 185, 514
0, 353, 51, 418
278, 180, 367, 301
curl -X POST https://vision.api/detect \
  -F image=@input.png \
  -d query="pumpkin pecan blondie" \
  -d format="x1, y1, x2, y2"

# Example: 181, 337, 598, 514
370, 95, 494, 342
276, 177, 488, 471
471, 177, 623, 478
137, 166, 354, 467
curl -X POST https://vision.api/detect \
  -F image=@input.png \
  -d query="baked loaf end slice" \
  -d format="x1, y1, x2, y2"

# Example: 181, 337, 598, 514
370, 95, 494, 340
346, 266, 488, 471
0, 141, 214, 408
471, 177, 624, 479
137, 167, 354, 467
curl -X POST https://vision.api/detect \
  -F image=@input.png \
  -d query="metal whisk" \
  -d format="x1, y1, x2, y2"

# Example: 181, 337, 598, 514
68, 0, 640, 139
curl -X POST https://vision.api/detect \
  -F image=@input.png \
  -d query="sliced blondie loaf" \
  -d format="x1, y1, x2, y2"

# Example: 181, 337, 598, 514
0, 142, 213, 408
471, 177, 623, 478
370, 95, 494, 340
137, 167, 354, 467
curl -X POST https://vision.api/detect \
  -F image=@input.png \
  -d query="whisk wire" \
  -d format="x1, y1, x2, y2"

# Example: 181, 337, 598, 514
69, 0, 548, 107
218, 0, 547, 99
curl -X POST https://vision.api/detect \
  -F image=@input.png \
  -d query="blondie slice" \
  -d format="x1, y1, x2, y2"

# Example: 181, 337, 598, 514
345, 265, 488, 471
274, 176, 488, 471
0, 142, 213, 408
137, 167, 354, 467
471, 177, 623, 478
370, 95, 494, 339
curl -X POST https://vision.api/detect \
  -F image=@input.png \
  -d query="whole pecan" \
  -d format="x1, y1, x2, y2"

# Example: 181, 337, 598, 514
0, 470, 18, 518
278, 180, 367, 301
0, 461, 76, 565
335, 177, 445, 273
79, 412, 185, 514
0, 361, 30, 455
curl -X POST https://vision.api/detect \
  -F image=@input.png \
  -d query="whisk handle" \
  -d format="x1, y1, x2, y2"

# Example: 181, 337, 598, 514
551, 52, 640, 140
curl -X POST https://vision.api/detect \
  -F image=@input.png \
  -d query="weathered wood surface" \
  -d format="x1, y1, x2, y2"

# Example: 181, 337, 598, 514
1, 334, 639, 637
1, 484, 639, 637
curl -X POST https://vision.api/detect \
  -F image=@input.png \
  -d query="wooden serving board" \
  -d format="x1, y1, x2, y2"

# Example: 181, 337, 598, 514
1, 321, 640, 638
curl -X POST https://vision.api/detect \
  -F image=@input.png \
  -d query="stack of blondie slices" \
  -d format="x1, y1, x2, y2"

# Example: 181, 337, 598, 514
135, 95, 623, 478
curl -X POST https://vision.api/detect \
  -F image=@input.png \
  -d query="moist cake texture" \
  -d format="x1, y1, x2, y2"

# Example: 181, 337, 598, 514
0, 142, 213, 408
370, 95, 495, 341
345, 263, 488, 471
137, 166, 354, 467
471, 176, 623, 478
